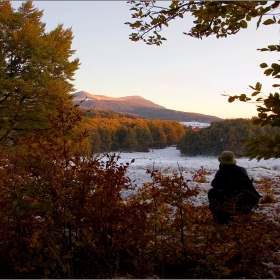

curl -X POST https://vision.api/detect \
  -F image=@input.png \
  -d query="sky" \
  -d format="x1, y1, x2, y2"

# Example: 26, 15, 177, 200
11, 1, 280, 119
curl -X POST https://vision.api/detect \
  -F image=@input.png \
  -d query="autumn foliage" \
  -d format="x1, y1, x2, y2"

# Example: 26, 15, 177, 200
83, 110, 186, 153
2, 1, 280, 277
0, 101, 278, 279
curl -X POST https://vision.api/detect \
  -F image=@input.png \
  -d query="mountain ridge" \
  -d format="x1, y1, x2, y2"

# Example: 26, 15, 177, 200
73, 91, 222, 123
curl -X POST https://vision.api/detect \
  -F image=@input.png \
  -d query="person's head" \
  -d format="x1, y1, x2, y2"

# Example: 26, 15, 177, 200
218, 151, 237, 165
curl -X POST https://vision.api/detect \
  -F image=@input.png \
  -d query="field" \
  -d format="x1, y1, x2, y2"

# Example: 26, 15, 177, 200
118, 146, 280, 215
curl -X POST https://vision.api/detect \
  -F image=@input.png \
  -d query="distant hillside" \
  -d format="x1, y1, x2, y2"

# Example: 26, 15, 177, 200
73, 91, 223, 123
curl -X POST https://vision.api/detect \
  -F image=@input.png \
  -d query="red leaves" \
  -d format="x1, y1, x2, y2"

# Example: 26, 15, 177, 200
192, 165, 210, 183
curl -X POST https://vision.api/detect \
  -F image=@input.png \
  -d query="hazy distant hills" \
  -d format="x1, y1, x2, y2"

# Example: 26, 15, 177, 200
73, 91, 222, 123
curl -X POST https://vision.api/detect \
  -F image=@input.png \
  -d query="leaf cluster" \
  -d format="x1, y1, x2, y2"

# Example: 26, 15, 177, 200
126, 1, 279, 44
225, 42, 280, 160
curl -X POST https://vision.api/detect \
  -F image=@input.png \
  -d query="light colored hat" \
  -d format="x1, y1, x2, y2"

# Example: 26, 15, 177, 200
218, 151, 237, 165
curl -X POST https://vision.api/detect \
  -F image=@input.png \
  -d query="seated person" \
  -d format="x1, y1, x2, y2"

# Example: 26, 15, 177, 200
208, 151, 261, 224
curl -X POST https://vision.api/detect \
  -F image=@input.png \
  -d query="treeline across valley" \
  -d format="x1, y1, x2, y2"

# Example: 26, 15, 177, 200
84, 110, 185, 152
178, 118, 280, 156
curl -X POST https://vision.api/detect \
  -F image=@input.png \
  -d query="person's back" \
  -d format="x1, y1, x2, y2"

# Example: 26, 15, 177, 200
208, 151, 261, 224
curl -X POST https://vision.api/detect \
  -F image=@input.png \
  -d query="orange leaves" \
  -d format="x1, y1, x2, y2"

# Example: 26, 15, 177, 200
0, 142, 280, 278
192, 165, 209, 183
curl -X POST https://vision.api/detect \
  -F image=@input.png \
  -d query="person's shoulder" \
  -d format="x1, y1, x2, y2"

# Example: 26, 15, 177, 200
216, 167, 230, 177
236, 165, 246, 171
236, 165, 248, 176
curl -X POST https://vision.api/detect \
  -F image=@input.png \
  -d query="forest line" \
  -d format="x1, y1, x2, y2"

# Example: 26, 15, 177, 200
84, 111, 280, 157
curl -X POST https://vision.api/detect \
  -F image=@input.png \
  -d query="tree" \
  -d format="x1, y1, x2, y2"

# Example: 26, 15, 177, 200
134, 119, 153, 151
0, 1, 79, 146
148, 120, 168, 149
126, 1, 280, 160
178, 118, 280, 156
90, 128, 102, 153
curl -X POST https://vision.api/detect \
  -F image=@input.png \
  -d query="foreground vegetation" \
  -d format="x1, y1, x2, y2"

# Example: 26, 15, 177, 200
0, 102, 279, 279
1, 2, 280, 278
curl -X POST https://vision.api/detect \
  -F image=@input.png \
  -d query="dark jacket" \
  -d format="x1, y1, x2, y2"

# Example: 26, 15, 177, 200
211, 164, 248, 191
209, 163, 261, 224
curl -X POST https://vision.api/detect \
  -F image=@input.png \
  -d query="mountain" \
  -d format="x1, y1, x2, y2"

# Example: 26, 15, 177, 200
73, 91, 223, 123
